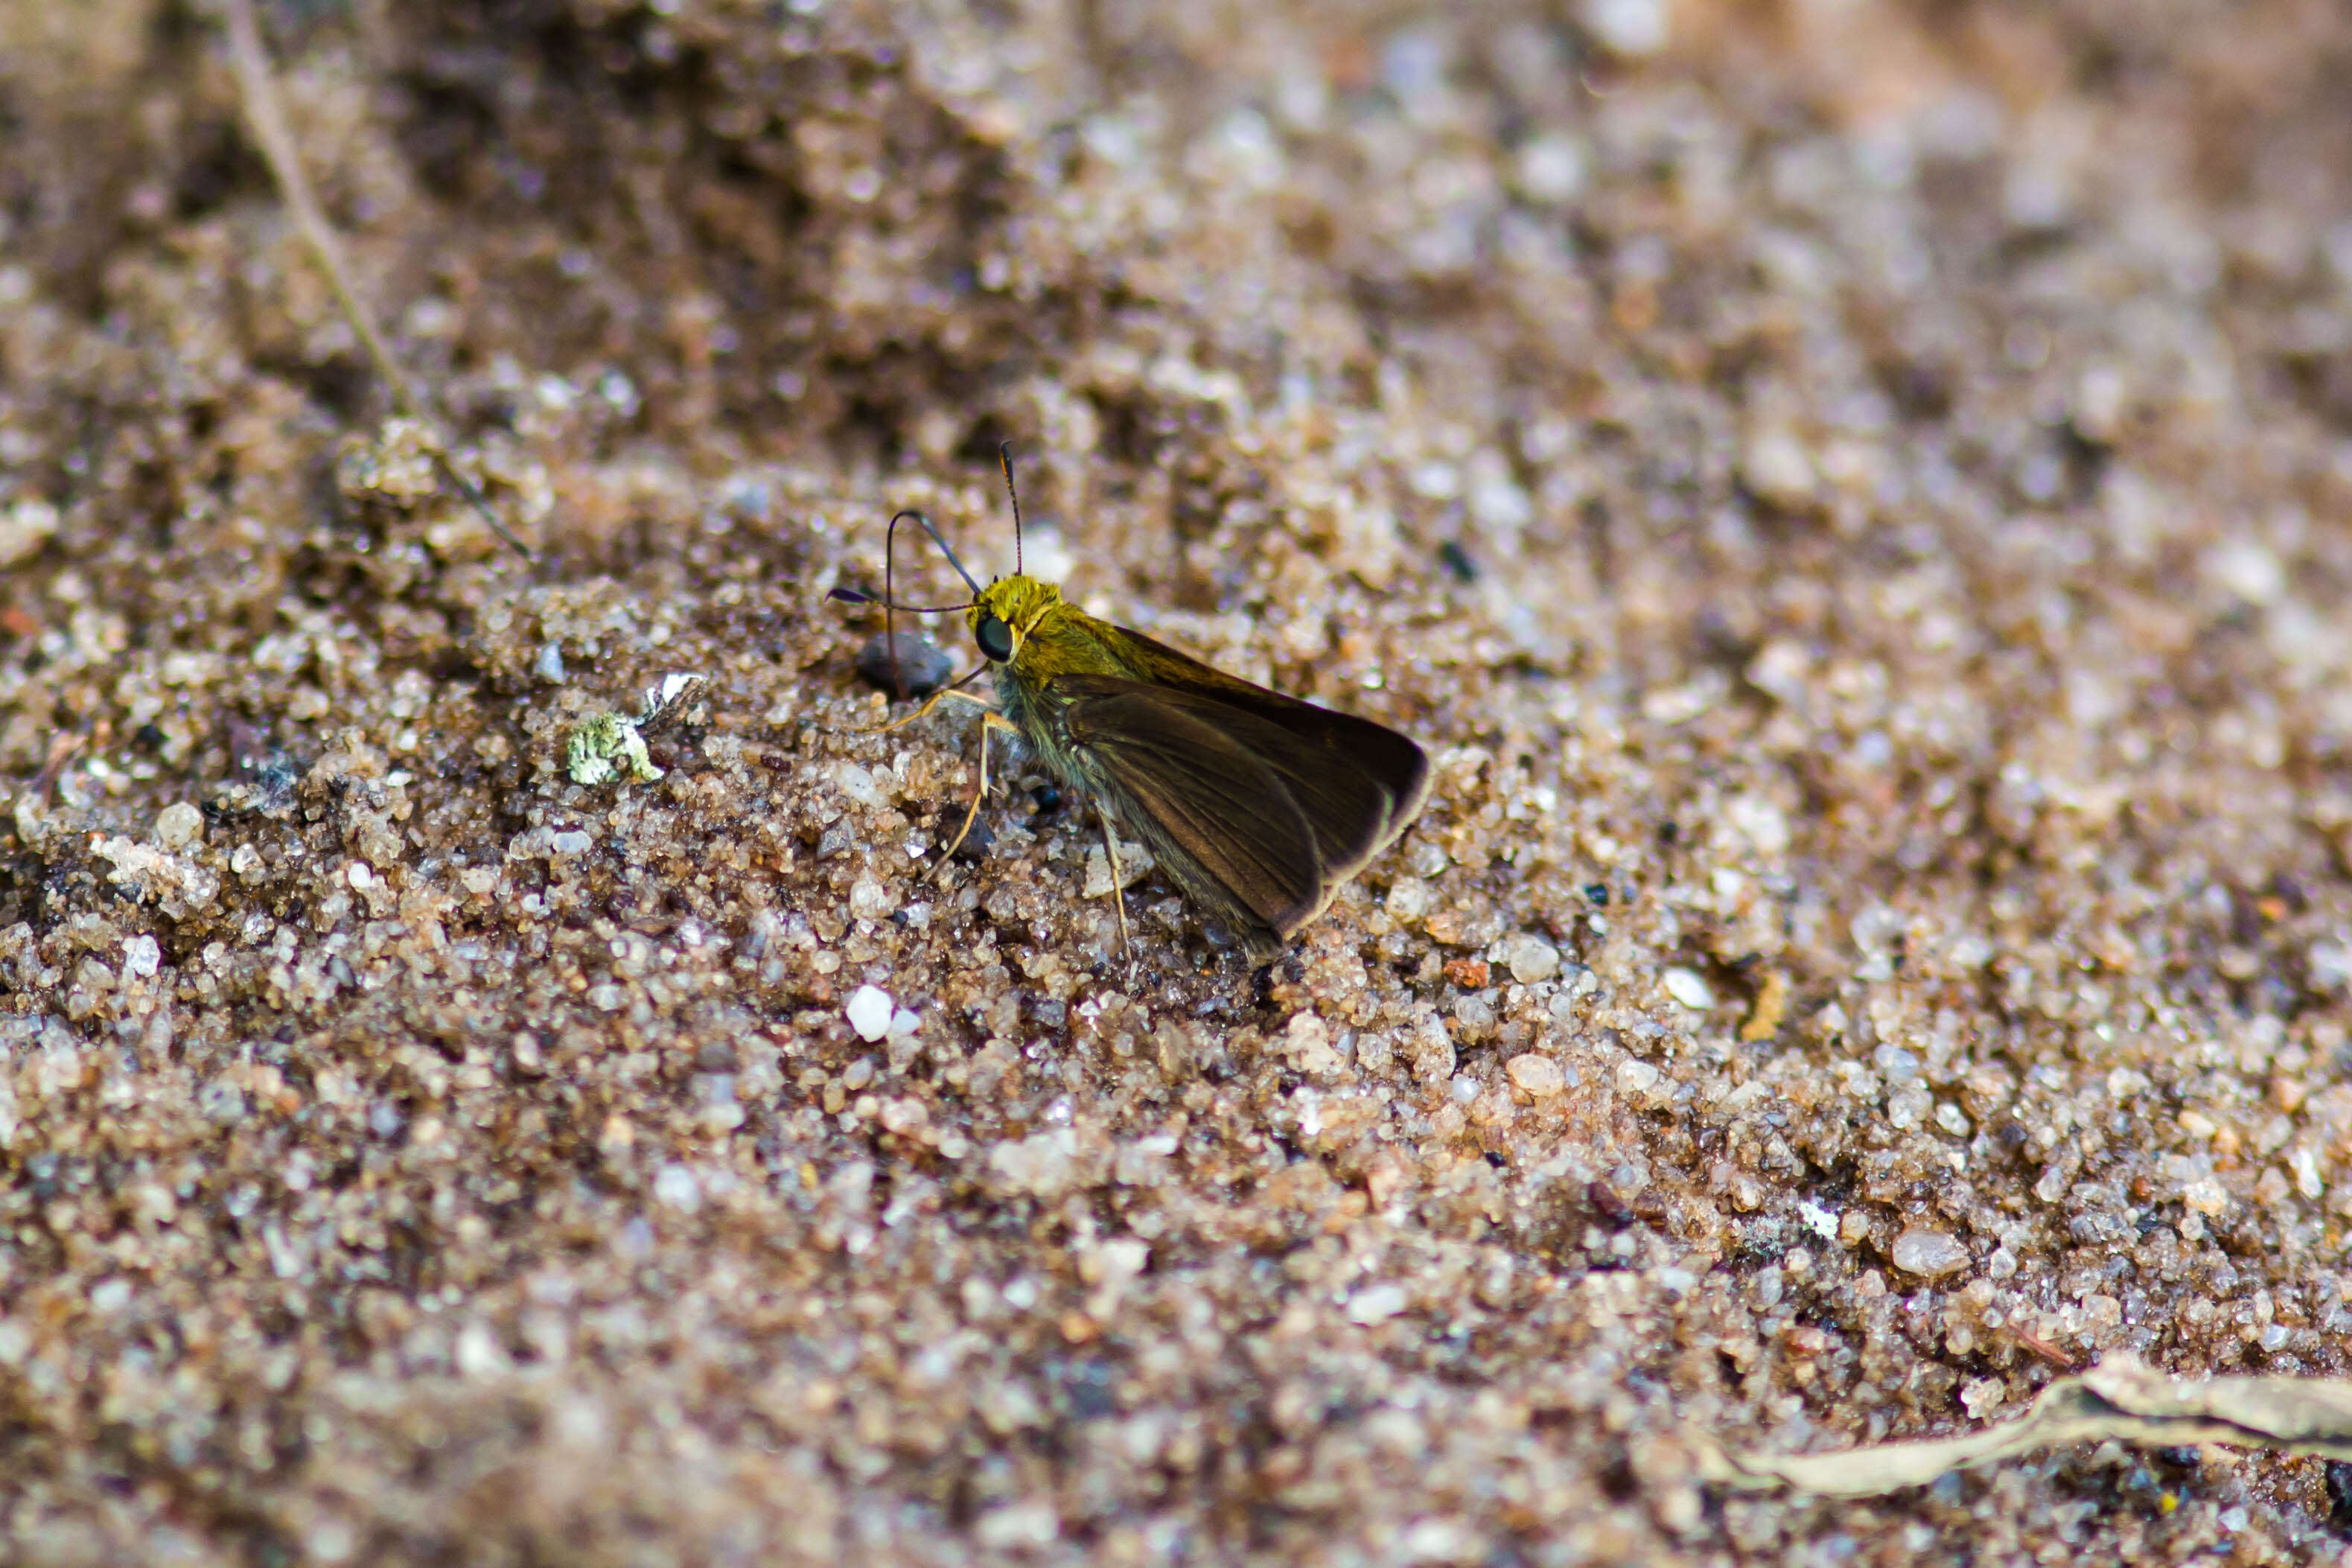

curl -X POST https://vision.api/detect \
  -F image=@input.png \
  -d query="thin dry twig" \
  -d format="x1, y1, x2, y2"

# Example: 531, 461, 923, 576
2007, 1325, 2086, 1374
1698, 1355, 2352, 1499
218, 0, 535, 561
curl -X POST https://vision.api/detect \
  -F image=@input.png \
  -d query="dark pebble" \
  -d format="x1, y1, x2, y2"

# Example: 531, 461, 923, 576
1587, 1180, 1636, 1229
949, 817, 995, 863
855, 631, 956, 696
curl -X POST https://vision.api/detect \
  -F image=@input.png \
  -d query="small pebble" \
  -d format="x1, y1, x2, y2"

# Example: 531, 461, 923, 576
1890, 1228, 1971, 1278
1495, 933, 1560, 984
973, 1502, 1059, 1549
2205, 540, 2284, 607
849, 876, 893, 920
1514, 134, 1587, 204
1616, 1060, 1664, 1101
1506, 1053, 1565, 1097
1662, 968, 1715, 1011
846, 984, 894, 1042
653, 1164, 702, 1214
835, 762, 890, 809
1284, 1013, 1345, 1078
1741, 427, 1819, 511
1385, 876, 1434, 922
1083, 841, 1152, 897
121, 933, 161, 978
154, 801, 203, 850
0, 496, 60, 567
856, 631, 956, 696
2182, 1177, 2229, 1216
1581, 0, 1669, 56
455, 1321, 509, 1377
950, 818, 996, 862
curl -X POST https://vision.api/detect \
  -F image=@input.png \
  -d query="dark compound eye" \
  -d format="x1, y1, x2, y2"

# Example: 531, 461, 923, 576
975, 614, 1014, 661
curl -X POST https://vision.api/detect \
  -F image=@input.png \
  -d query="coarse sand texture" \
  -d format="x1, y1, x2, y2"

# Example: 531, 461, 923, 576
7, 1, 2352, 1564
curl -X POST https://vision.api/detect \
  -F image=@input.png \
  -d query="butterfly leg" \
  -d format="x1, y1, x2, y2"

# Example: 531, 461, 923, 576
928, 708, 1022, 877
871, 679, 989, 736
1094, 805, 1136, 966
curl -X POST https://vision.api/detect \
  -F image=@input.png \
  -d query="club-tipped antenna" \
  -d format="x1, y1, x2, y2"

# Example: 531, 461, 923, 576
998, 442, 1025, 577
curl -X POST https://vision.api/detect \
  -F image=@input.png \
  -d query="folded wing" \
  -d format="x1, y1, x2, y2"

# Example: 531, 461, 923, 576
1059, 672, 1429, 939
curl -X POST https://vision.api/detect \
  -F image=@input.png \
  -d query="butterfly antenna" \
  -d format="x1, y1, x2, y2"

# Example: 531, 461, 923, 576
883, 508, 981, 702
998, 442, 1024, 577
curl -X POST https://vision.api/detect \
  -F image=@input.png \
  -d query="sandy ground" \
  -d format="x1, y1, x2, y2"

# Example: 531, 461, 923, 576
7, 0, 2352, 1563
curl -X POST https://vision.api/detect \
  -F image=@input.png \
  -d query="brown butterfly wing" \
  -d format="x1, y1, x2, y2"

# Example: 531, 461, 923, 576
1059, 673, 1429, 942
1059, 682, 1328, 937
1092, 631, 1432, 871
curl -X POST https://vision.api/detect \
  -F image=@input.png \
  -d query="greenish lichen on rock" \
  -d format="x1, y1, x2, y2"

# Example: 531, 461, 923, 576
563, 708, 660, 785
563, 673, 707, 785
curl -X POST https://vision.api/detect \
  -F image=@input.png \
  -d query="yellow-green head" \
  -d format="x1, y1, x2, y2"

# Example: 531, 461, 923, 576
966, 573, 1141, 683
967, 575, 1063, 663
